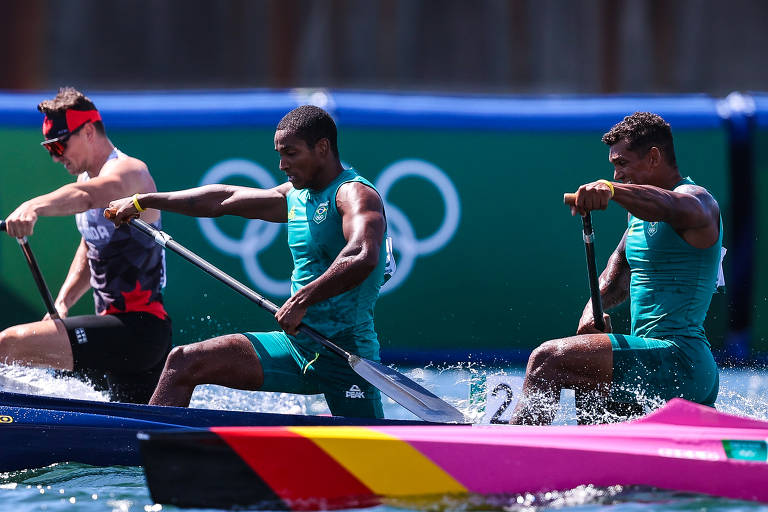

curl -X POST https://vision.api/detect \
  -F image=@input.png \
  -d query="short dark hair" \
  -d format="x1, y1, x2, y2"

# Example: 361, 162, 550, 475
276, 105, 339, 158
37, 87, 106, 135
602, 112, 676, 167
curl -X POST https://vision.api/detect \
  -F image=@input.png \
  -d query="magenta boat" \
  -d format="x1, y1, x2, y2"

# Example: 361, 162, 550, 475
140, 398, 768, 510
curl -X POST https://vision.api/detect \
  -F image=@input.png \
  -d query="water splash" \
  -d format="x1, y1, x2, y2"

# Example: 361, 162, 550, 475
189, 384, 329, 416
0, 364, 108, 402
385, 362, 768, 425
3, 358, 767, 426
716, 367, 768, 420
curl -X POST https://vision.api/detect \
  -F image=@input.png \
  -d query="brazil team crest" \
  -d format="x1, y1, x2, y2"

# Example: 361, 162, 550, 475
313, 201, 329, 224
647, 222, 658, 236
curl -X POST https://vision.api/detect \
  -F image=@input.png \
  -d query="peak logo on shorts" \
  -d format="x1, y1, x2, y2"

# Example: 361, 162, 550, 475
345, 385, 365, 399
313, 201, 329, 224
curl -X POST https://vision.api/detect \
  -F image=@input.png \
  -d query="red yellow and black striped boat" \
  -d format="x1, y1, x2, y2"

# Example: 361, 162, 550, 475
139, 399, 768, 510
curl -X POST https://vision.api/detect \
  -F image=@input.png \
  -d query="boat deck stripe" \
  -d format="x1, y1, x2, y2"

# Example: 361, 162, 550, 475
287, 426, 468, 495
213, 427, 374, 507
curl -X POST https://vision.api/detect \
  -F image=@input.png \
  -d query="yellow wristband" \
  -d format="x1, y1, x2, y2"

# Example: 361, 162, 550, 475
597, 179, 615, 198
131, 194, 146, 212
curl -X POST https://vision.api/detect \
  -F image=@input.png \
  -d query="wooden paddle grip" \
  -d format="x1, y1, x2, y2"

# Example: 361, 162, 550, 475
563, 193, 576, 205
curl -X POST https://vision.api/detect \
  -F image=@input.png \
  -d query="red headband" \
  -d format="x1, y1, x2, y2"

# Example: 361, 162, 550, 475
42, 109, 102, 140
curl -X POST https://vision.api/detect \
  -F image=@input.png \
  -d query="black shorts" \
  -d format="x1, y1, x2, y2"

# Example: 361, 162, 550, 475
60, 312, 172, 404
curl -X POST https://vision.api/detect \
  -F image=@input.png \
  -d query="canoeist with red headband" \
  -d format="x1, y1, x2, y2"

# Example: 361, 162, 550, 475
0, 87, 172, 403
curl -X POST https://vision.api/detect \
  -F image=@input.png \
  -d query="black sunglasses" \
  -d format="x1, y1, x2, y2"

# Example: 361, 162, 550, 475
41, 122, 90, 157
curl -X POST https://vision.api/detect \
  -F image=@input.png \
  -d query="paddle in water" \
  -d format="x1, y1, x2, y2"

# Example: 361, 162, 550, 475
122, 217, 465, 423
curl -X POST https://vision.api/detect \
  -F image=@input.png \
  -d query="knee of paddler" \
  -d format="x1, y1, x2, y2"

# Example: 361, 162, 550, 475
528, 340, 567, 378
0, 327, 24, 362
163, 345, 200, 382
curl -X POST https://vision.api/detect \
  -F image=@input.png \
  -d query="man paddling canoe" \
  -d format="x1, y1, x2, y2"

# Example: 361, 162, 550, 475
106, 105, 392, 418
510, 112, 723, 425
0, 87, 171, 403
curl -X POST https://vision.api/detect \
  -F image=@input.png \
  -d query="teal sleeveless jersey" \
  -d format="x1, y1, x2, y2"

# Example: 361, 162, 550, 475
625, 177, 722, 343
285, 168, 387, 349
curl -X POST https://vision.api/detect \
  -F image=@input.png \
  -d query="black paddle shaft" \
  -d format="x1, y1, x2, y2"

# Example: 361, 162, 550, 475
0, 220, 59, 319
581, 212, 605, 332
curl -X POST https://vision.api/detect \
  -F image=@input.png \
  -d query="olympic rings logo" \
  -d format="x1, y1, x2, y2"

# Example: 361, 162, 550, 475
197, 158, 460, 296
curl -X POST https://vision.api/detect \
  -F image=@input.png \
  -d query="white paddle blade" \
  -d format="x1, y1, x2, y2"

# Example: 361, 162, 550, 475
349, 356, 466, 423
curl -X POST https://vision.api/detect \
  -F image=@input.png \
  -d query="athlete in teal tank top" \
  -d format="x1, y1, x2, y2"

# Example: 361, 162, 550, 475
626, 177, 723, 343
286, 168, 386, 352
511, 112, 723, 425
240, 168, 389, 418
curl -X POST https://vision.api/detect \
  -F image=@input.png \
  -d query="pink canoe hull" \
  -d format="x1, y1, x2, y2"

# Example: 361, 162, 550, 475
399, 405, 768, 500
142, 399, 768, 509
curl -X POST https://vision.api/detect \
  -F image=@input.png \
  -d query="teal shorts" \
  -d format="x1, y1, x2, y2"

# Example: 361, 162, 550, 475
609, 334, 719, 407
242, 331, 383, 419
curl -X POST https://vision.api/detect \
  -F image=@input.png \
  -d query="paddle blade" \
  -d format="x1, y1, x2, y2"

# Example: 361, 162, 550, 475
348, 356, 466, 423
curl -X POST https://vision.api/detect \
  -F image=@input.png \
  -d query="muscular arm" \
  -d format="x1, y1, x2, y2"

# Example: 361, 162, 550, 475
108, 183, 292, 223
4, 158, 158, 238
577, 230, 631, 334
275, 182, 385, 334
22, 172, 132, 216
612, 183, 719, 247
571, 180, 720, 249
51, 238, 92, 318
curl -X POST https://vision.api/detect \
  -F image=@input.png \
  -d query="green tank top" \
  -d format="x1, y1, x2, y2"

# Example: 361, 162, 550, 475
625, 177, 722, 343
285, 168, 387, 348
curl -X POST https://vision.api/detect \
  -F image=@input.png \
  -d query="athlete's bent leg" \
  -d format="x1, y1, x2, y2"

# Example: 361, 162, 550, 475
149, 333, 265, 407
0, 320, 74, 370
509, 334, 613, 425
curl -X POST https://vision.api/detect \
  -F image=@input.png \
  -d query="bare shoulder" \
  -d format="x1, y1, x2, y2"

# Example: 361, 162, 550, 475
336, 181, 383, 214
675, 183, 720, 217
100, 153, 149, 178
675, 182, 709, 198
90, 153, 157, 202
672, 182, 720, 247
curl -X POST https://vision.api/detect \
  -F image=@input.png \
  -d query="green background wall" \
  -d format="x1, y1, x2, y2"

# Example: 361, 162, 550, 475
0, 92, 732, 361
